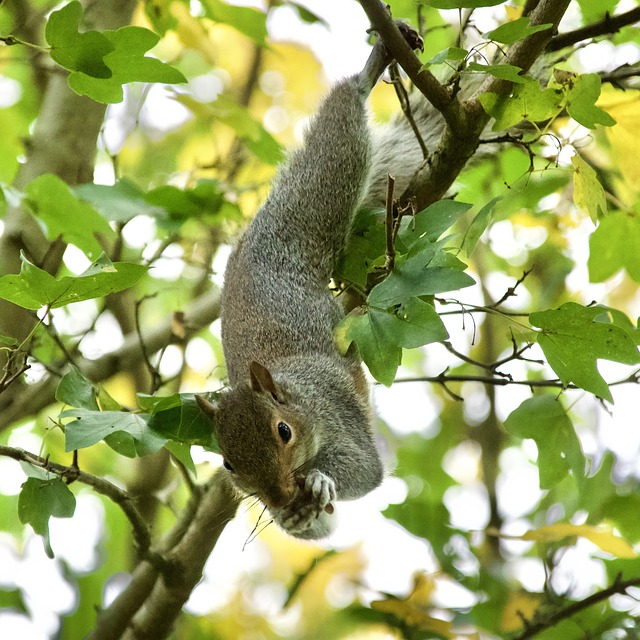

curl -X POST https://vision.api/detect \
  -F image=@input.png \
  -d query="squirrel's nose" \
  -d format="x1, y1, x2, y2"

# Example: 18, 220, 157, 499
263, 485, 295, 509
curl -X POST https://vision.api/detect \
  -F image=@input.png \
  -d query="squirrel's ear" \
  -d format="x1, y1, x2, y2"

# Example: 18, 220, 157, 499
249, 361, 283, 402
195, 394, 218, 420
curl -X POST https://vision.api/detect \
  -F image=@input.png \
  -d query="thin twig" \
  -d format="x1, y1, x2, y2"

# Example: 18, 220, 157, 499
388, 62, 429, 159
392, 369, 640, 390
384, 175, 397, 272
135, 295, 164, 394
489, 269, 533, 308
546, 7, 640, 52
0, 351, 30, 394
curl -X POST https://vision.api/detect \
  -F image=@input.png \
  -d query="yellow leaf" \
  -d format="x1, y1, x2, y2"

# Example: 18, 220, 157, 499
500, 590, 541, 633
598, 88, 640, 199
171, 3, 218, 64
505, 5, 523, 20
370, 573, 455, 637
520, 523, 637, 558
571, 154, 607, 222
371, 598, 455, 636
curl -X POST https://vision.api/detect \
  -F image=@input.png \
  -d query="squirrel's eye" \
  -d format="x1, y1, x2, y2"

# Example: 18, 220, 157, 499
223, 459, 234, 472
277, 421, 292, 444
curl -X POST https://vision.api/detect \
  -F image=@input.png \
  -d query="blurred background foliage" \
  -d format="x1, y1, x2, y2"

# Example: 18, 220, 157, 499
0, 0, 640, 639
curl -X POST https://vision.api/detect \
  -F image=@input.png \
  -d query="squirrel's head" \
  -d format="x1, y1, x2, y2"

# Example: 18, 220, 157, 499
196, 361, 314, 510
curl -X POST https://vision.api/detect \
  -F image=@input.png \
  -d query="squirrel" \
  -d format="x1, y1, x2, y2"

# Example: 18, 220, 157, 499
196, 23, 427, 540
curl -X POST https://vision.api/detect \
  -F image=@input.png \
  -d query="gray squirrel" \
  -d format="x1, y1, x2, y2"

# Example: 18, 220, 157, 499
196, 23, 429, 540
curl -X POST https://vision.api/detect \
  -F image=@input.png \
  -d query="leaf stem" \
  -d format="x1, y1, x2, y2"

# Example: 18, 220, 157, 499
0, 35, 48, 50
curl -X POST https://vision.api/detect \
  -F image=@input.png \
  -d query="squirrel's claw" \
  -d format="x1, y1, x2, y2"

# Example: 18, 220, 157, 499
305, 469, 336, 511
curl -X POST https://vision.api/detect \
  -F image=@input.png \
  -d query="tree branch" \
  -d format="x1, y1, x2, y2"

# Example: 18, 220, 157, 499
0, 0, 139, 413
88, 470, 240, 640
0, 288, 221, 431
513, 574, 640, 640
357, 0, 464, 131
546, 7, 640, 52
0, 444, 153, 554
392, 369, 640, 391
358, 0, 572, 212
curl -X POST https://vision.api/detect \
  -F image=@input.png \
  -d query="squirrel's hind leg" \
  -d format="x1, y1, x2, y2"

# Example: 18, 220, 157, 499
358, 19, 423, 94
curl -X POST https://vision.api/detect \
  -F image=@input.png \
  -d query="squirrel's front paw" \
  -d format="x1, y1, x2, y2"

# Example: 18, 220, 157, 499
272, 470, 337, 540
274, 502, 336, 540
304, 469, 337, 512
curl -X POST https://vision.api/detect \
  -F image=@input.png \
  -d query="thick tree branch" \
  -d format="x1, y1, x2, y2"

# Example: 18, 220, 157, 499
359, 0, 572, 211
88, 485, 204, 640
88, 470, 240, 640
357, 0, 464, 131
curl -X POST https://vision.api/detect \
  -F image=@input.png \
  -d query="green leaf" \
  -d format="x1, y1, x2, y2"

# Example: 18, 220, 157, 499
483, 17, 553, 45
588, 212, 640, 282
336, 310, 402, 386
45, 1, 113, 78
504, 396, 585, 489
336, 294, 448, 386
176, 93, 284, 164
74, 179, 165, 223
468, 62, 530, 84
0, 588, 27, 614
208, 94, 284, 165
565, 73, 616, 128
337, 209, 387, 288
0, 334, 18, 347
56, 365, 99, 410
0, 252, 147, 310
145, 180, 226, 222
530, 302, 640, 402
400, 200, 472, 247
424, 46, 468, 67
479, 81, 564, 130
68, 26, 187, 104
286, 2, 328, 26
62, 409, 166, 454
18, 477, 76, 558
462, 197, 500, 255
146, 393, 220, 451
367, 247, 474, 308
104, 431, 138, 458
201, 0, 268, 45
164, 441, 197, 476
144, 0, 179, 34
576, 0, 620, 23
389, 298, 449, 348
24, 174, 115, 259
572, 154, 607, 222
592, 306, 640, 346
383, 432, 457, 556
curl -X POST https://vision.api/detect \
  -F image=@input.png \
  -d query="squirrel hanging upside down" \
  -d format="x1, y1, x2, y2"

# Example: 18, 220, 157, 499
197, 22, 428, 540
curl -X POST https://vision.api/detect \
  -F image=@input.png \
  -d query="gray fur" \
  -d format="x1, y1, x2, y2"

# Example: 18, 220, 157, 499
209, 36, 436, 539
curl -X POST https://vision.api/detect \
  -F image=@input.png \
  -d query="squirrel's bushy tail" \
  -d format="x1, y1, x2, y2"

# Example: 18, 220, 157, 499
363, 94, 445, 209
